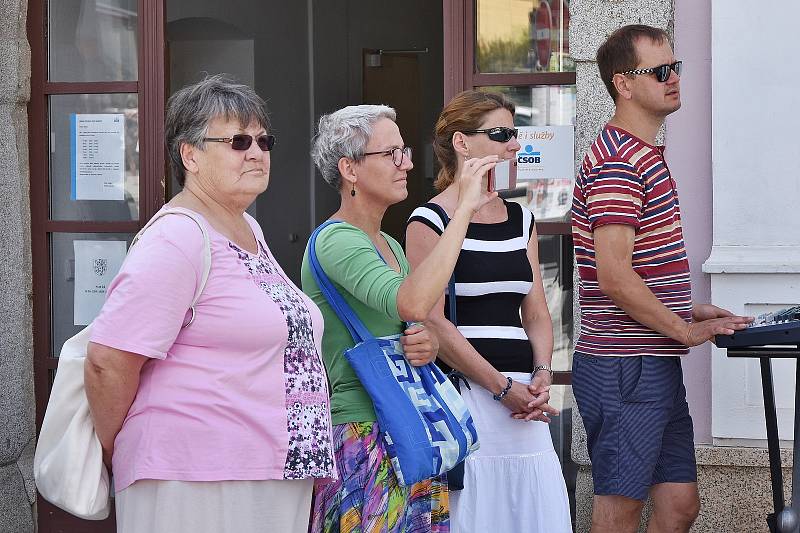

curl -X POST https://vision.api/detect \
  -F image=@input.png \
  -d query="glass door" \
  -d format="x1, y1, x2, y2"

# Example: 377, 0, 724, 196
29, 1, 165, 530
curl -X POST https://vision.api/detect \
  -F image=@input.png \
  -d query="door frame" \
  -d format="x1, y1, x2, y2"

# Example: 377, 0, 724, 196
442, 0, 575, 385
28, 1, 166, 529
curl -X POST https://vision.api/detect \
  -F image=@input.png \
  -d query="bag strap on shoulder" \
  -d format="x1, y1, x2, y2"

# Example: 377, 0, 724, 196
132, 208, 212, 323
308, 220, 375, 344
426, 204, 457, 326
426, 204, 471, 391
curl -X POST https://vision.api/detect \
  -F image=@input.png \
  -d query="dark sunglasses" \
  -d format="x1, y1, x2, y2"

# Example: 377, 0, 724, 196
203, 134, 276, 151
620, 61, 682, 83
462, 126, 519, 143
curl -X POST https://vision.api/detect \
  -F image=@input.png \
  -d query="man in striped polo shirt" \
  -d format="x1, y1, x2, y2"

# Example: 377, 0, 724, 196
571, 25, 752, 533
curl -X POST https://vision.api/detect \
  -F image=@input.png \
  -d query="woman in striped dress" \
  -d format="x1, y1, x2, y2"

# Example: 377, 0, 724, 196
405, 91, 571, 532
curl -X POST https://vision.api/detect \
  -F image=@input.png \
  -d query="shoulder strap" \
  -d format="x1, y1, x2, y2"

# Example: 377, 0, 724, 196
426, 204, 457, 326
307, 220, 374, 344
132, 208, 212, 323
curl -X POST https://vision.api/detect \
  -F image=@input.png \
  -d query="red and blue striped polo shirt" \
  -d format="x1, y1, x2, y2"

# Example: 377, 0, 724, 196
571, 125, 692, 357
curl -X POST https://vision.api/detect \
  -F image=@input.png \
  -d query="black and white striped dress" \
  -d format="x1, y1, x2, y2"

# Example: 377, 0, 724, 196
407, 199, 536, 373
406, 199, 572, 533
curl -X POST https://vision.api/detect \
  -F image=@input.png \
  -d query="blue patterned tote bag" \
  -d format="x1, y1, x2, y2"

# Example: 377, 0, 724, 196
308, 220, 479, 486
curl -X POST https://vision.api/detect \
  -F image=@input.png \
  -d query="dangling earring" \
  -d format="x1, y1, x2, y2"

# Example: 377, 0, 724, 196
351, 183, 356, 197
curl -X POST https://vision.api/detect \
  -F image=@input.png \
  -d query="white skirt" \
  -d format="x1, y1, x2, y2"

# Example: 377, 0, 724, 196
115, 478, 313, 533
450, 372, 572, 533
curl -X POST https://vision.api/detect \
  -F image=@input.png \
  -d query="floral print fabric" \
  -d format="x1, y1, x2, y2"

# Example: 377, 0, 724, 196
310, 421, 449, 533
232, 242, 335, 479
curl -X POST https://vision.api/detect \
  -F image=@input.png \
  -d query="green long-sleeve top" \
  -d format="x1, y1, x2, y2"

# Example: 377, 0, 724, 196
300, 222, 409, 426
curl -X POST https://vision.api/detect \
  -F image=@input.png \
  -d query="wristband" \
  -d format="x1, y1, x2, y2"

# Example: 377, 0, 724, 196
532, 364, 553, 379
492, 376, 513, 401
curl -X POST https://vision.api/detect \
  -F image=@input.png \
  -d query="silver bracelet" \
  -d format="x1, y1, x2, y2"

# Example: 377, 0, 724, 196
532, 364, 553, 378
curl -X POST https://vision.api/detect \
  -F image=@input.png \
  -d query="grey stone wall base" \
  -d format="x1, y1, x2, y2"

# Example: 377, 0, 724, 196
0, 462, 35, 533
0, 1, 35, 532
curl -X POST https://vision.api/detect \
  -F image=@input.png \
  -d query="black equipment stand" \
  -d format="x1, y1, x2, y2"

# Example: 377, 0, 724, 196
727, 345, 800, 533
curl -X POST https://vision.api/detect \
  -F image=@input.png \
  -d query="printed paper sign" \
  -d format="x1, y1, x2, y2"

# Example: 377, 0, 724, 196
515, 126, 574, 181
514, 126, 575, 220
71, 113, 126, 201
73, 240, 127, 325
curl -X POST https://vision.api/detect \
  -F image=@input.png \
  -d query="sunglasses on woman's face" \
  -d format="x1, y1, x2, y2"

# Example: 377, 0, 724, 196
620, 61, 682, 83
203, 134, 276, 151
462, 127, 519, 143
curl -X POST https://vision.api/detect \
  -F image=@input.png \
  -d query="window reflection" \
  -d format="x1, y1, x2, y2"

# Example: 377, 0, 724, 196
482, 85, 575, 222
549, 385, 578, 523
48, 0, 138, 82
481, 85, 575, 127
476, 0, 573, 74
537, 234, 574, 371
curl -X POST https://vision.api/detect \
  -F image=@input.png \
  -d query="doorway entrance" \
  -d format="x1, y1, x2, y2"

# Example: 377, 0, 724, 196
30, 1, 443, 531
165, 0, 444, 282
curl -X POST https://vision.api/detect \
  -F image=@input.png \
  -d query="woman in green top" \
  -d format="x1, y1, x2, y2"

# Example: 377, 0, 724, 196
301, 104, 497, 533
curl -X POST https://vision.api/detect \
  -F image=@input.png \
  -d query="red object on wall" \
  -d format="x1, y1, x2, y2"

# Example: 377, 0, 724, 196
533, 1, 552, 69
550, 0, 570, 54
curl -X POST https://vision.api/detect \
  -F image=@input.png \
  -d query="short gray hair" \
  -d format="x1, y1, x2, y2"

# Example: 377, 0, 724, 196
311, 104, 397, 190
165, 74, 270, 186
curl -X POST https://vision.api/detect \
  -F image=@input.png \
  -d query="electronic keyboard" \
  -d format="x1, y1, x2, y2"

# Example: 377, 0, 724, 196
716, 306, 800, 349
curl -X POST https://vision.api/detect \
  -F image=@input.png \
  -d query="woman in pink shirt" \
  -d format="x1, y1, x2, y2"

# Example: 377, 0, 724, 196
85, 75, 335, 533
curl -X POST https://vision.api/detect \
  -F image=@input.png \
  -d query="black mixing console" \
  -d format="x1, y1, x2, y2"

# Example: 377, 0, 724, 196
716, 306, 800, 348
718, 305, 800, 532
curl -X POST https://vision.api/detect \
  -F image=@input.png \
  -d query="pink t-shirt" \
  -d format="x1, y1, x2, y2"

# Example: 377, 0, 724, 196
90, 208, 335, 492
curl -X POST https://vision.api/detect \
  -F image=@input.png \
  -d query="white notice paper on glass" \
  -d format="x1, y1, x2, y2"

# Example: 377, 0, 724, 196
514, 126, 575, 221
73, 240, 127, 325
71, 113, 126, 201
515, 125, 574, 181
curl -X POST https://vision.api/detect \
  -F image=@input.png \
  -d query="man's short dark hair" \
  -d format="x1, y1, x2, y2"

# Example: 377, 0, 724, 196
597, 24, 671, 101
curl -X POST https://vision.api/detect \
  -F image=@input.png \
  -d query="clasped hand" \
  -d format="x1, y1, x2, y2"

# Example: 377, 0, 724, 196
505, 373, 559, 423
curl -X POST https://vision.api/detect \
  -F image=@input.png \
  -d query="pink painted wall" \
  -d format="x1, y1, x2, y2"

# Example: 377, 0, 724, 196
667, 0, 713, 444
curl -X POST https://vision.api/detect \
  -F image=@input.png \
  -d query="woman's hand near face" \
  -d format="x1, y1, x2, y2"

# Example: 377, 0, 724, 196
395, 157, 498, 323
455, 155, 499, 215
400, 323, 439, 366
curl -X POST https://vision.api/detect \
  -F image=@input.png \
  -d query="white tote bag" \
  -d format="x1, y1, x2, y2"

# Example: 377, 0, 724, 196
34, 209, 211, 520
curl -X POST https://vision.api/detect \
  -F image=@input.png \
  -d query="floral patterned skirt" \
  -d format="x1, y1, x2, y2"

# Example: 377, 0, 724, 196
310, 421, 449, 533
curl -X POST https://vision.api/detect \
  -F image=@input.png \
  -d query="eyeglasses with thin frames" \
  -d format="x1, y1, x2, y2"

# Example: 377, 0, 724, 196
619, 61, 682, 83
362, 146, 412, 167
461, 127, 519, 143
203, 134, 276, 151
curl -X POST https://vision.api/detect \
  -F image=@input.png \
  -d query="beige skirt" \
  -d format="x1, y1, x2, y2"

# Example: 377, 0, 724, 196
115, 478, 314, 533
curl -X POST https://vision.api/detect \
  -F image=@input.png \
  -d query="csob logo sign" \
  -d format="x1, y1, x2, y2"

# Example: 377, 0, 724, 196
517, 145, 542, 164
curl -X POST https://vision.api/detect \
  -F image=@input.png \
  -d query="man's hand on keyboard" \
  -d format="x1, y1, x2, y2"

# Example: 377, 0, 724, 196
692, 303, 752, 323
686, 304, 753, 346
